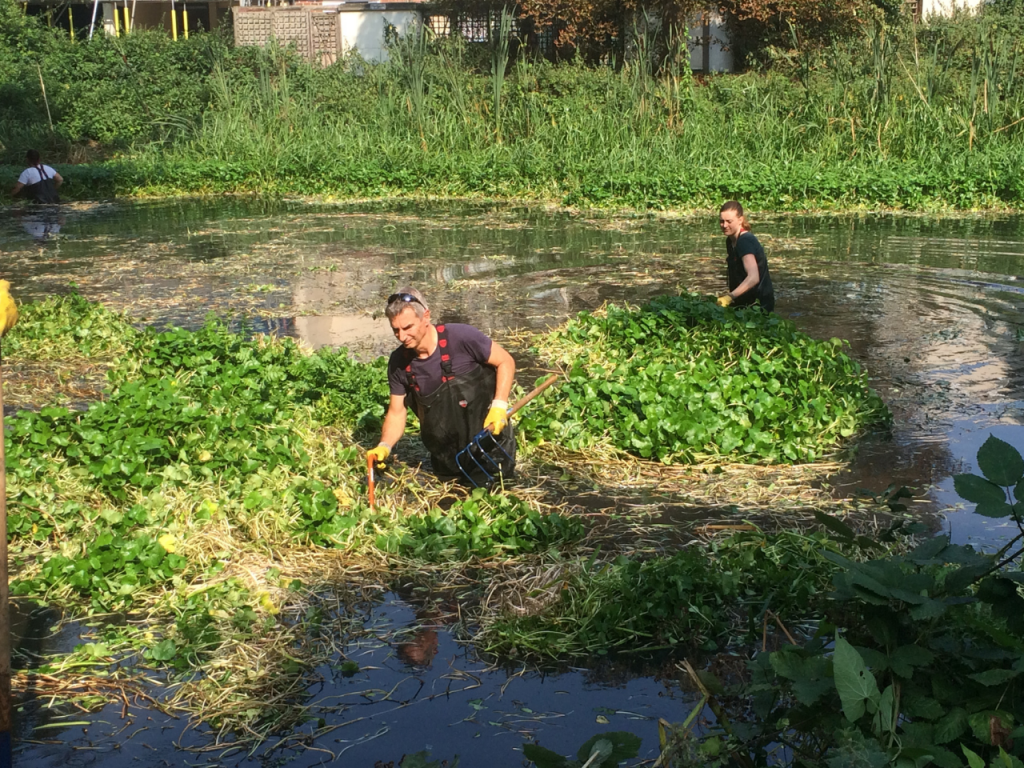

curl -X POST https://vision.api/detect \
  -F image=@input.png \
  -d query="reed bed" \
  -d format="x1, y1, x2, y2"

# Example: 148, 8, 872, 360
3, 4, 1024, 210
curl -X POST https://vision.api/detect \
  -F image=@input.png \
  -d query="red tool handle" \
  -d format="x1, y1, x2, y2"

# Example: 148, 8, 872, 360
367, 456, 376, 509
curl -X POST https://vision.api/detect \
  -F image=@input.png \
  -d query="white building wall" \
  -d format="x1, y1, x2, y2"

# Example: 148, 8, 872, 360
921, 0, 985, 16
689, 10, 733, 73
337, 10, 420, 63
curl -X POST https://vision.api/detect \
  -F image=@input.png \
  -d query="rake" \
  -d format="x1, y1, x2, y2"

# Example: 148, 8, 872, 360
455, 373, 560, 487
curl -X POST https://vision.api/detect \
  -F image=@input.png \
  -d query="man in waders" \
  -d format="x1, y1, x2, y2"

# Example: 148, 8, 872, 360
367, 288, 516, 483
11, 150, 62, 204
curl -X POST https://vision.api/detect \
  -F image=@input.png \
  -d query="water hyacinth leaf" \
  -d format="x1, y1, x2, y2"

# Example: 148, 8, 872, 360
833, 637, 880, 723
954, 474, 1007, 505
575, 732, 641, 767
149, 638, 177, 661
976, 436, 1024, 487
522, 744, 572, 768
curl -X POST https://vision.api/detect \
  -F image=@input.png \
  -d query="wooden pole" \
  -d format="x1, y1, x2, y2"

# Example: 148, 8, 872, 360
36, 65, 54, 136
0, 344, 11, 767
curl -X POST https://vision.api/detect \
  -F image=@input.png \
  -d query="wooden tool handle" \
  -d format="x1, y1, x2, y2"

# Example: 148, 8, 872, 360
508, 374, 560, 418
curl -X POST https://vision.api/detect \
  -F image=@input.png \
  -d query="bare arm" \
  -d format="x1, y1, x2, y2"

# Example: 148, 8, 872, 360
11, 182, 24, 198
486, 341, 516, 404
378, 393, 409, 449
729, 253, 761, 299
54, 172, 64, 188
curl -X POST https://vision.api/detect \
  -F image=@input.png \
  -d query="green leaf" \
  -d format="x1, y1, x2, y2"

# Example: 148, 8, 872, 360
149, 638, 177, 661
974, 501, 1014, 518
967, 668, 1020, 686
977, 436, 1024, 487
961, 745, 985, 768
833, 637, 880, 723
814, 510, 855, 540
575, 732, 641, 767
523, 744, 572, 768
889, 645, 936, 678
954, 474, 1007, 505
934, 708, 969, 744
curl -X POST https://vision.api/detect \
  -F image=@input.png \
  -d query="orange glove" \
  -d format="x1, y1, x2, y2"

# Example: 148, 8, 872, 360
716, 294, 734, 308
0, 280, 18, 337
484, 402, 509, 435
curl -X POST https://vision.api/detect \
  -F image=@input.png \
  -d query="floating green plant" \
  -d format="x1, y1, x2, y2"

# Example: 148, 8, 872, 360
522, 294, 891, 464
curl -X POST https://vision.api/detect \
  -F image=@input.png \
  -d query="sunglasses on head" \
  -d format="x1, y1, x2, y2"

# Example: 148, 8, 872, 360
387, 293, 424, 307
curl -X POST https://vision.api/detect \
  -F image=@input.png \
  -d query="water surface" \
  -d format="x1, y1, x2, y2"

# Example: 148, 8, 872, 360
4, 200, 1024, 764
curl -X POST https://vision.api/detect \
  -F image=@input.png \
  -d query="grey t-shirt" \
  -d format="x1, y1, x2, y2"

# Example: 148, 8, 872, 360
388, 323, 493, 398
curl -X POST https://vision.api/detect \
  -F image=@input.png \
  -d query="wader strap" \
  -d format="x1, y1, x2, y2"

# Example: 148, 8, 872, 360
36, 165, 49, 182
404, 324, 455, 394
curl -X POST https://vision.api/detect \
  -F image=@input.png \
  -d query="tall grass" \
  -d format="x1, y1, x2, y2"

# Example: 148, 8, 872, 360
3, 3, 1024, 209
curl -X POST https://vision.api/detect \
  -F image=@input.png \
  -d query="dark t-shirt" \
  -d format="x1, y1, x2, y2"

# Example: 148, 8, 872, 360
726, 231, 775, 312
388, 323, 493, 398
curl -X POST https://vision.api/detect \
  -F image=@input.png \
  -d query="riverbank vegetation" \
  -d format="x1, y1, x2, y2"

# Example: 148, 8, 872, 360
5, 294, 1024, 766
1, 0, 1023, 210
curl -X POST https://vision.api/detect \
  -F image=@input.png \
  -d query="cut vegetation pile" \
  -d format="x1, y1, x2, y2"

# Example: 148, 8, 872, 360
522, 294, 891, 464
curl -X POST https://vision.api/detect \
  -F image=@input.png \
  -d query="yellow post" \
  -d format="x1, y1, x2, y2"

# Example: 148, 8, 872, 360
69, 5, 75, 39
113, 3, 120, 35
171, 1, 177, 40
182, 7, 188, 39
122, 4, 129, 33
0, 280, 20, 767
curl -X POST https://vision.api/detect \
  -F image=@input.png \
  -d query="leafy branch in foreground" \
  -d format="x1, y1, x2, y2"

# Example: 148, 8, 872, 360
657, 435, 1024, 768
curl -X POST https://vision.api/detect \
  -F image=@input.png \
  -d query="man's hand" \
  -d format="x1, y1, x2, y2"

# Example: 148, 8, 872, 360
367, 444, 391, 465
484, 404, 509, 435
716, 294, 734, 308
0, 280, 18, 337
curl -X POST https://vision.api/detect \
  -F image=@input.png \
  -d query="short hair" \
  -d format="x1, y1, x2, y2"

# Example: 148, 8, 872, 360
26, 149, 41, 165
385, 287, 428, 320
720, 200, 750, 230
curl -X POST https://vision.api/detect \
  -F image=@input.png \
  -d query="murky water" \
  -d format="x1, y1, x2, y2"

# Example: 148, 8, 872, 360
4, 200, 1024, 764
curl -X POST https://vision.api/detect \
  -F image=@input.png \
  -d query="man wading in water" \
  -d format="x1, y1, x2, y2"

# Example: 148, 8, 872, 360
367, 288, 517, 482
11, 149, 62, 204
717, 200, 775, 312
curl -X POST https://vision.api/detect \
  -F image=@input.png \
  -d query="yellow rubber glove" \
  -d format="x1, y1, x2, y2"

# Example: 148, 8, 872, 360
367, 444, 390, 465
716, 294, 734, 308
0, 280, 18, 337
484, 405, 509, 436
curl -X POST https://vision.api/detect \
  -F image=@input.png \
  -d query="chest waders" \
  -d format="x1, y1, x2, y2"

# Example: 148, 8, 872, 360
24, 166, 60, 205
403, 324, 516, 483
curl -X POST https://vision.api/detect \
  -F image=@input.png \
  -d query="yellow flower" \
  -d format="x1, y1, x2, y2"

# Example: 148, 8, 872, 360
333, 487, 353, 506
158, 534, 178, 554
